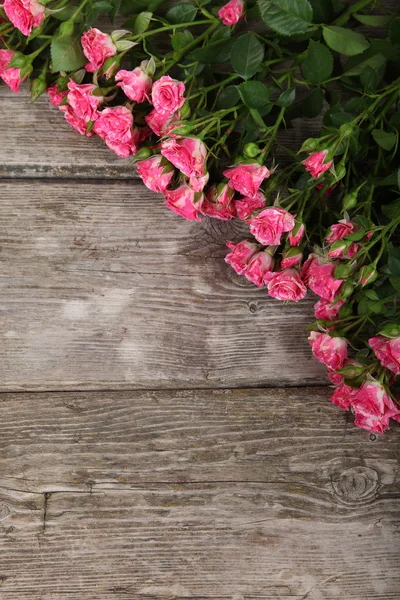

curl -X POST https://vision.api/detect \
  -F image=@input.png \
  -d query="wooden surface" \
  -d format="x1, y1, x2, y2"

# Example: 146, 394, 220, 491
0, 82, 399, 599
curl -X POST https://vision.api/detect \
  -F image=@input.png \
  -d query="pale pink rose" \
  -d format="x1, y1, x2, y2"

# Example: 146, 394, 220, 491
116, 67, 152, 103
189, 173, 209, 192
330, 384, 358, 411
369, 336, 400, 376
67, 80, 103, 123
199, 185, 236, 220
352, 381, 400, 434
164, 185, 202, 221
225, 240, 259, 275
244, 251, 274, 287
249, 207, 295, 246
289, 221, 305, 246
301, 254, 343, 302
281, 248, 302, 269
308, 332, 347, 370
0, 49, 24, 93
145, 109, 180, 137
223, 162, 270, 197
326, 219, 356, 244
267, 268, 307, 302
314, 298, 344, 321
235, 191, 266, 220
218, 0, 245, 25
136, 155, 174, 193
59, 105, 93, 136
94, 106, 138, 157
4, 0, 45, 36
161, 137, 207, 178
302, 150, 333, 179
152, 75, 185, 115
81, 28, 116, 73
47, 83, 67, 106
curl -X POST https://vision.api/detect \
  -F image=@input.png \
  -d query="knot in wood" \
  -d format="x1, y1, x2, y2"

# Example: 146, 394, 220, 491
331, 466, 379, 504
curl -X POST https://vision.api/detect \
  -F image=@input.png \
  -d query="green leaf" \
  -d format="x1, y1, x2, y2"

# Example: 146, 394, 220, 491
322, 26, 370, 56
171, 30, 194, 51
382, 199, 400, 220
189, 38, 233, 64
133, 11, 152, 34
109, 0, 121, 22
276, 87, 296, 107
166, 2, 197, 23
344, 229, 366, 242
389, 277, 400, 293
51, 34, 86, 72
290, 87, 324, 118
344, 53, 386, 76
231, 33, 264, 80
388, 246, 400, 277
309, 0, 333, 23
360, 65, 379, 92
257, 0, 313, 36
237, 80, 270, 109
372, 129, 397, 151
217, 85, 241, 109
301, 40, 333, 84
354, 13, 392, 27
390, 18, 400, 44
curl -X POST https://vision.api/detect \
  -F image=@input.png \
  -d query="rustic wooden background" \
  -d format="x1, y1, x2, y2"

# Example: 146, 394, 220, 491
0, 75, 399, 598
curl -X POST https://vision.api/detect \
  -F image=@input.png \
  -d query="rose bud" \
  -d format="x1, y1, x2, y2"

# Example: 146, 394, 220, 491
243, 142, 260, 158
266, 269, 307, 302
235, 191, 266, 220
81, 28, 117, 73
223, 162, 270, 198
339, 280, 354, 299
136, 156, 174, 194
330, 384, 358, 411
333, 262, 352, 280
352, 381, 400, 435
225, 240, 259, 275
151, 75, 186, 116
145, 109, 180, 137
369, 335, 400, 375
342, 192, 358, 211
308, 331, 348, 370
161, 137, 207, 178
200, 185, 236, 220
210, 182, 235, 207
288, 221, 305, 246
46, 83, 67, 106
218, 0, 245, 26
0, 49, 25, 93
243, 251, 274, 287
189, 173, 209, 193
301, 254, 343, 302
249, 207, 295, 246
326, 219, 357, 244
164, 185, 202, 221
299, 137, 319, 153
314, 298, 345, 321
358, 264, 377, 286
302, 150, 333, 179
4, 0, 45, 36
328, 240, 348, 259
115, 67, 152, 103
281, 247, 302, 269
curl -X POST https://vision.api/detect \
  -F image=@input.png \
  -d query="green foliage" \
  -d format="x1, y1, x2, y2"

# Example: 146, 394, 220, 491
301, 40, 333, 84
323, 26, 370, 56
257, 0, 313, 36
166, 3, 197, 24
231, 33, 264, 79
51, 34, 86, 72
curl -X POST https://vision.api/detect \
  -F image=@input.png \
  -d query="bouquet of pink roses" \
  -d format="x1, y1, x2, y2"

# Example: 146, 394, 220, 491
1, 0, 399, 433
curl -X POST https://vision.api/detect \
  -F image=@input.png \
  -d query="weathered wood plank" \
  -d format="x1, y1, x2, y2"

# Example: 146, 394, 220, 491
0, 388, 399, 599
0, 180, 326, 390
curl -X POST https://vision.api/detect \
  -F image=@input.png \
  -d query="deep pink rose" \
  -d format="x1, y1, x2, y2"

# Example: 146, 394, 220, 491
223, 162, 270, 197
302, 150, 333, 179
47, 83, 67, 106
225, 240, 259, 275
81, 28, 116, 73
326, 219, 356, 244
267, 269, 307, 302
161, 137, 207, 178
330, 384, 358, 411
352, 381, 400, 434
249, 207, 295, 245
136, 155, 174, 193
59, 105, 93, 136
145, 109, 180, 137
218, 0, 245, 25
235, 191, 266, 220
152, 75, 185, 115
281, 247, 302, 269
4, 0, 45, 36
314, 298, 344, 321
301, 254, 343, 302
189, 173, 209, 192
0, 49, 24, 93
200, 185, 236, 220
116, 67, 152, 103
369, 336, 400, 375
327, 370, 343, 386
308, 332, 347, 370
244, 251, 274, 287
288, 221, 305, 246
94, 106, 138, 157
67, 80, 103, 123
164, 185, 202, 221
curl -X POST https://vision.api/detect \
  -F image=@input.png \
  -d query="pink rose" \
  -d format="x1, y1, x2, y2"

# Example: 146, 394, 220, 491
0, 49, 24, 93
369, 336, 400, 376
218, 0, 245, 25
67, 80, 103, 123
330, 384, 358, 411
200, 185, 236, 220
161, 137, 207, 178
352, 381, 400, 434
145, 108, 180, 137
210, 182, 235, 207
281, 247, 303, 269
223, 162, 270, 197
59, 105, 93, 136
302, 150, 333, 179
327, 370, 344, 386
235, 191, 266, 220
189, 173, 209, 193
136, 155, 174, 194
314, 298, 344, 321
249, 207, 295, 245
266, 268, 307, 302
81, 28, 116, 73
308, 332, 347, 370
164, 185, 202, 221
116, 67, 152, 103
244, 251, 274, 287
94, 106, 138, 157
289, 221, 305, 246
301, 254, 343, 302
326, 219, 356, 244
4, 0, 45, 36
152, 75, 185, 115
47, 83, 67, 106
225, 240, 259, 275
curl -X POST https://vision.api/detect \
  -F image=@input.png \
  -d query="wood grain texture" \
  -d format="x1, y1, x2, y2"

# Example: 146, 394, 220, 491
0, 179, 326, 390
0, 388, 399, 600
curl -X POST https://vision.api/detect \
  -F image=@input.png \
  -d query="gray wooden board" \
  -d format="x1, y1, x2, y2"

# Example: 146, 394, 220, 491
0, 179, 326, 390
0, 388, 399, 599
